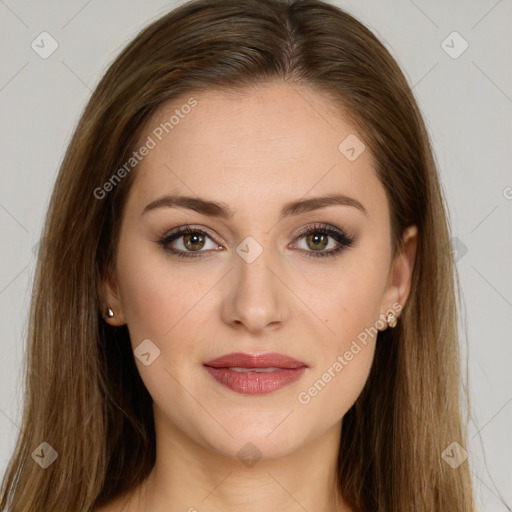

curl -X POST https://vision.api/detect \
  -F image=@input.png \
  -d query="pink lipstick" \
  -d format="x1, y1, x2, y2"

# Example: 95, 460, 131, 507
203, 352, 307, 395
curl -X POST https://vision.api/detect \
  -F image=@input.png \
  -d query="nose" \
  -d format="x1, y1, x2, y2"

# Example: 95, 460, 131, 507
220, 239, 292, 335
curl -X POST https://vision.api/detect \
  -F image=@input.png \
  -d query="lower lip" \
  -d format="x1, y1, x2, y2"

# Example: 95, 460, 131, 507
204, 366, 307, 395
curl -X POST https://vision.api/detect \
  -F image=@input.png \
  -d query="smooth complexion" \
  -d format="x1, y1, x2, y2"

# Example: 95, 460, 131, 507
100, 82, 417, 512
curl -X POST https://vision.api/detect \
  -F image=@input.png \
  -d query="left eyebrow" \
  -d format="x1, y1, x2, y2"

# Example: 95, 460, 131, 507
141, 193, 368, 219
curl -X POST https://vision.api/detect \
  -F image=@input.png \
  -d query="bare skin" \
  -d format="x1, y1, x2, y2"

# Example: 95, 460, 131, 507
98, 81, 417, 512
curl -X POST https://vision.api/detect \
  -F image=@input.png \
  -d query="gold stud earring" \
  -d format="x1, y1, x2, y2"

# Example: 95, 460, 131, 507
105, 306, 114, 319
386, 311, 398, 328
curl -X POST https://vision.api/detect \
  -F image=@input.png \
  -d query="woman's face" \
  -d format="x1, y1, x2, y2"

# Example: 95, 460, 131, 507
103, 82, 416, 460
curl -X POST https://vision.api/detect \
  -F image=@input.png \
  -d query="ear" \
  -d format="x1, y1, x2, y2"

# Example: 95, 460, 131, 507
379, 225, 418, 325
100, 264, 126, 326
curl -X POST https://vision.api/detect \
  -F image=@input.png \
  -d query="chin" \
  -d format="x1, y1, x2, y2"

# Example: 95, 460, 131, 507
197, 411, 310, 462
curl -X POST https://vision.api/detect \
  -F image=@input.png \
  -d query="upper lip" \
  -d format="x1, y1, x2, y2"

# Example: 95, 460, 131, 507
203, 352, 307, 369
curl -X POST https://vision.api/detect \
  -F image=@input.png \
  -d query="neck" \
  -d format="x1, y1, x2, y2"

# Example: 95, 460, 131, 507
130, 404, 352, 512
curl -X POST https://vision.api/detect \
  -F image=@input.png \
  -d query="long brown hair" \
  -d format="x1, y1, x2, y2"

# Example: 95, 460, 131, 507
0, 0, 475, 510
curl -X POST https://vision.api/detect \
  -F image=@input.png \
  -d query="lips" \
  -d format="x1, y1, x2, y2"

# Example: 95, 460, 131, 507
203, 352, 307, 395
204, 352, 306, 369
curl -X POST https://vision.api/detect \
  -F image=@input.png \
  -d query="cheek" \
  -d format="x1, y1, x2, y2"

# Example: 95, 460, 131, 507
314, 254, 387, 348
294, 253, 387, 421
115, 239, 208, 344
296, 342, 375, 433
295, 293, 379, 429
329, 277, 383, 349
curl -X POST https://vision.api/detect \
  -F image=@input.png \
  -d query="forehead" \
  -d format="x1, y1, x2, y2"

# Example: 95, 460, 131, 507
125, 82, 387, 223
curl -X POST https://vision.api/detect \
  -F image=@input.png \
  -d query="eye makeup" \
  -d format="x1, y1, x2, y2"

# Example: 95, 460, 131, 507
157, 222, 355, 260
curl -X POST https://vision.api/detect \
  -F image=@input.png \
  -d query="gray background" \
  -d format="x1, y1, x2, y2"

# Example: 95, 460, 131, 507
0, 0, 511, 509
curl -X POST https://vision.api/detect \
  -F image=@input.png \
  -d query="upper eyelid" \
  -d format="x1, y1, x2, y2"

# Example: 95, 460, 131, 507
162, 225, 222, 244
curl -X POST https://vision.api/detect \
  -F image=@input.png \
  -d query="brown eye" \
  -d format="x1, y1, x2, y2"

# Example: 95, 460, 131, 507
182, 232, 206, 251
304, 232, 329, 251
293, 224, 355, 259
158, 226, 221, 258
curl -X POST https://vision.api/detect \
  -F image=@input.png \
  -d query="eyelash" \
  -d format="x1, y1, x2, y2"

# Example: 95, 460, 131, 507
157, 223, 355, 260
